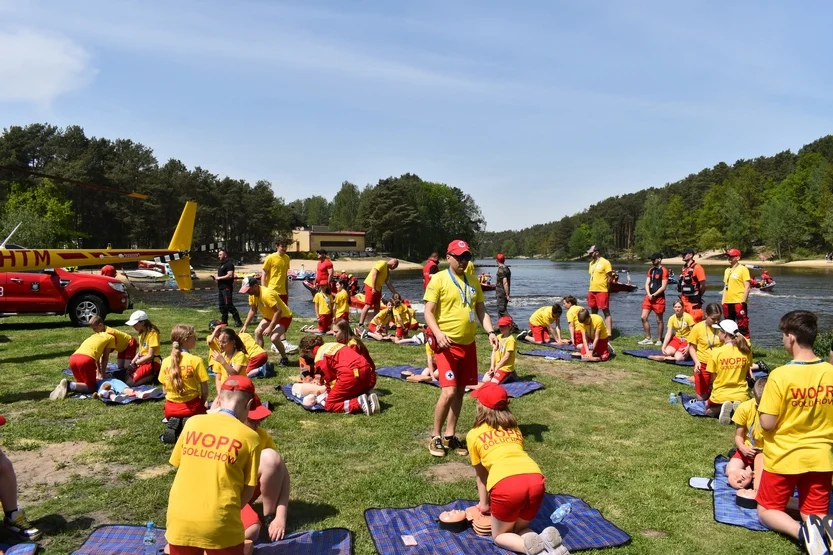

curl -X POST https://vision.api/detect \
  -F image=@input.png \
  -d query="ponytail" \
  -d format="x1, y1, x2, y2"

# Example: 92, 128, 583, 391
168, 324, 193, 396
732, 333, 752, 357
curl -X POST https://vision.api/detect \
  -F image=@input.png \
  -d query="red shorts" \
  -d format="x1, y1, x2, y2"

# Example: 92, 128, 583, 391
641, 295, 666, 314
368, 323, 379, 333
317, 314, 333, 332
246, 352, 268, 372
731, 448, 757, 469
694, 364, 713, 397
587, 291, 609, 310
278, 316, 292, 331
363, 285, 382, 310
241, 503, 260, 530
757, 470, 833, 514
572, 330, 583, 346
117, 337, 138, 363
69, 353, 98, 390
492, 370, 516, 384
335, 312, 349, 323
435, 342, 478, 388
530, 325, 550, 343
395, 326, 407, 339
683, 300, 703, 323
580, 337, 611, 361
279, 294, 288, 305
410, 322, 419, 330
669, 336, 688, 353
164, 397, 207, 419
132, 360, 161, 383
489, 473, 546, 522
169, 544, 244, 555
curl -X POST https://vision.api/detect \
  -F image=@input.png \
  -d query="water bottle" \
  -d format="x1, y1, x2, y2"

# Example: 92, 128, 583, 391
143, 521, 156, 554
669, 392, 678, 404
550, 502, 572, 524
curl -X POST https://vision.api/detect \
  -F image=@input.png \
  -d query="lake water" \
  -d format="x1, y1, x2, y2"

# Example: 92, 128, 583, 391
131, 259, 833, 348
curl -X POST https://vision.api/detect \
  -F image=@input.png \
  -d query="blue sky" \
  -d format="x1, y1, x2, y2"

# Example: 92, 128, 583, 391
1, 1, 832, 231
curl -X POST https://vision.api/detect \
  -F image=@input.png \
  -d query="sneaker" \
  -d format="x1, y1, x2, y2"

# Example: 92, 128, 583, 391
278, 357, 290, 367
732, 400, 742, 414
540, 526, 563, 551
443, 435, 468, 456
270, 343, 280, 353
414, 332, 425, 345
517, 330, 529, 342
637, 337, 653, 345
4, 508, 42, 541
428, 436, 447, 457
263, 362, 276, 377
718, 401, 734, 425
756, 360, 771, 374
361, 329, 369, 340
357, 394, 371, 416
161, 417, 181, 444
655, 340, 663, 346
521, 532, 545, 555
368, 392, 381, 414
49, 379, 69, 400
283, 340, 298, 354
800, 515, 829, 555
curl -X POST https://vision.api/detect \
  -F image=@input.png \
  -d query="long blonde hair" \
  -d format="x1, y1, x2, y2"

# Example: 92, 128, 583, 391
473, 402, 518, 431
728, 331, 752, 356
334, 319, 368, 352
168, 324, 194, 396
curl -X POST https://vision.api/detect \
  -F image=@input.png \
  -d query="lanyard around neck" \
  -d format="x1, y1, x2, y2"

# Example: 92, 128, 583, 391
447, 269, 472, 307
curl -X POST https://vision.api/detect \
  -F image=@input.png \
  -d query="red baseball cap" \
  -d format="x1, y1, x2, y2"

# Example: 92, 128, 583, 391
248, 393, 272, 421
220, 375, 256, 395
446, 240, 471, 256
470, 382, 509, 410
497, 315, 513, 327
725, 248, 741, 257
0, 415, 6, 426
496, 253, 505, 263
240, 276, 258, 294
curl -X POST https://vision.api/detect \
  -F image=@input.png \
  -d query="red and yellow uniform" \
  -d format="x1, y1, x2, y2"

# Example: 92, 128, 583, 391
687, 321, 724, 397
732, 398, 764, 467
249, 286, 292, 329
706, 343, 751, 405
70, 332, 116, 390
313, 291, 333, 332
424, 270, 484, 387
667, 311, 695, 352
757, 360, 833, 514
491, 334, 516, 383
363, 261, 388, 310
464, 260, 476, 280
566, 304, 583, 345
334, 289, 350, 321
239, 332, 268, 373
466, 424, 544, 522
133, 328, 162, 383
207, 337, 250, 384
391, 303, 411, 338
588, 256, 612, 310
368, 308, 393, 334
528, 306, 556, 343
722, 264, 752, 338
262, 252, 291, 299
105, 325, 137, 361
347, 337, 375, 371
159, 352, 209, 418
314, 342, 375, 414
680, 262, 707, 322
166, 413, 261, 551
577, 313, 611, 360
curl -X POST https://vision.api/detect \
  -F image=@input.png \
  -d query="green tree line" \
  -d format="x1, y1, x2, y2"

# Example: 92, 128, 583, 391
479, 135, 833, 261
0, 124, 484, 262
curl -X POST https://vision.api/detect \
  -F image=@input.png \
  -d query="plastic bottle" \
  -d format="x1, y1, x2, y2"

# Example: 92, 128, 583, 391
549, 502, 572, 524
669, 392, 678, 404
143, 521, 156, 554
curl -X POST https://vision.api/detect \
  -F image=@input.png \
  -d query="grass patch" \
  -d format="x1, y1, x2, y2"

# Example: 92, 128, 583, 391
0, 306, 799, 553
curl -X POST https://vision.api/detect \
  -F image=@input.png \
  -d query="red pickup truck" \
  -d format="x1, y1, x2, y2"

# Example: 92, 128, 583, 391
0, 248, 131, 325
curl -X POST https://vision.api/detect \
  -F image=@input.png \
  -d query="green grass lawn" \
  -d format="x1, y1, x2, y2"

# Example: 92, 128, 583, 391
0, 305, 802, 554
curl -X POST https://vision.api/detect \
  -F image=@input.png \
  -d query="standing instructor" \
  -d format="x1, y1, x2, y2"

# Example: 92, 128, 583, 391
214, 249, 243, 327
495, 253, 511, 318
587, 245, 613, 333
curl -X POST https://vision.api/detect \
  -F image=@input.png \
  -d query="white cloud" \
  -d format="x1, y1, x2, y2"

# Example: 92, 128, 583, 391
0, 29, 95, 105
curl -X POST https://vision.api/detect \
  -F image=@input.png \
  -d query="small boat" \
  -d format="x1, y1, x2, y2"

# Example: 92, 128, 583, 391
481, 282, 496, 292
756, 281, 776, 292
123, 269, 166, 279
291, 270, 315, 281
610, 282, 638, 293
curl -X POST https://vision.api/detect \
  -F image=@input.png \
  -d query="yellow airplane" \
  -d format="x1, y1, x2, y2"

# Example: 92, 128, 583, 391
0, 202, 197, 291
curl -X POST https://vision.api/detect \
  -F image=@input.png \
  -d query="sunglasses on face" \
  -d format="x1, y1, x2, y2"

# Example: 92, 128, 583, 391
452, 253, 472, 263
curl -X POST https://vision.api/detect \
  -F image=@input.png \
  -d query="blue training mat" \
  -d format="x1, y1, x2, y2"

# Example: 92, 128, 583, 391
519, 349, 575, 361
519, 339, 578, 351
0, 544, 38, 555
254, 528, 353, 554
679, 392, 708, 417
711, 456, 768, 531
673, 371, 766, 388
375, 366, 544, 398
72, 524, 168, 554
622, 349, 694, 366
69, 379, 164, 405
365, 494, 630, 554
280, 384, 325, 411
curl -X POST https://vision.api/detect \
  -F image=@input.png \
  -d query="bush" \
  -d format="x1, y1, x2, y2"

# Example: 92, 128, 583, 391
813, 328, 833, 360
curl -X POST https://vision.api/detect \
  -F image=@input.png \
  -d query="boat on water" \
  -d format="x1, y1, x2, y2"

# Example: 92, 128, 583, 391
289, 269, 316, 281
610, 270, 638, 293
753, 280, 776, 292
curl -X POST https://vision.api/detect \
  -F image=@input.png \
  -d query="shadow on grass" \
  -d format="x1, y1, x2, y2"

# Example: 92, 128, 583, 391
519, 423, 549, 443
0, 335, 10, 343
3, 350, 75, 365
0, 321, 76, 331
0, 390, 52, 404
371, 388, 392, 396
33, 513, 95, 534
286, 500, 339, 530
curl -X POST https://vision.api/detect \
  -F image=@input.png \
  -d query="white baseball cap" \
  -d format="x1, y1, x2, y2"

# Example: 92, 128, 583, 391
712, 319, 739, 336
126, 310, 149, 326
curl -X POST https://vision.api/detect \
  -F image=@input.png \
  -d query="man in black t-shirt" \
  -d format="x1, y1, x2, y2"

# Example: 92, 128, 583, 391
495, 253, 511, 317
213, 248, 243, 327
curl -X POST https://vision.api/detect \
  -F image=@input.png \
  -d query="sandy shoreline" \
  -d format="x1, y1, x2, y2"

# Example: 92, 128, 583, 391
195, 257, 422, 280
647, 256, 833, 269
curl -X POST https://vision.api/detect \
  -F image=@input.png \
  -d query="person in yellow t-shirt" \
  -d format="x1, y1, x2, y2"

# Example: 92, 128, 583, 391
261, 239, 291, 304
659, 299, 695, 361
726, 377, 767, 494
165, 376, 261, 555
365, 300, 394, 341
424, 239, 497, 459
586, 245, 613, 334
159, 324, 209, 444
520, 304, 563, 345
575, 309, 611, 361
241, 395, 290, 543
756, 310, 833, 543
389, 293, 412, 340
475, 316, 517, 387
561, 296, 584, 346
466, 383, 560, 554
333, 279, 350, 323
686, 303, 724, 399
51, 331, 116, 399
126, 309, 162, 387
207, 325, 249, 391
358, 258, 399, 328
312, 285, 333, 333
722, 248, 751, 339
239, 277, 292, 366
704, 320, 752, 420
89, 316, 137, 371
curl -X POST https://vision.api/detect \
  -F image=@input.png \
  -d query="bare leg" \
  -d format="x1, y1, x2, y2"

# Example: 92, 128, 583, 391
655, 312, 664, 340
72, 382, 93, 393
443, 387, 465, 438
258, 448, 290, 541
602, 308, 612, 335
757, 506, 801, 539
640, 309, 651, 339
432, 386, 459, 437
255, 320, 268, 347
270, 330, 287, 358
0, 448, 19, 512
491, 517, 536, 553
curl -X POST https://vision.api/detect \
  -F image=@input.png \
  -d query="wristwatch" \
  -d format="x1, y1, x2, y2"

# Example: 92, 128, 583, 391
488, 330, 496, 336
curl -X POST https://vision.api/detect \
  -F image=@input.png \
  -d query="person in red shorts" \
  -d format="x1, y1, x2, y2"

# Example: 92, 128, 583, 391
159, 324, 209, 443
424, 239, 497, 458
466, 383, 562, 554
314, 249, 334, 287
756, 311, 833, 552
576, 308, 612, 362
357, 258, 399, 329
51, 331, 115, 399
638, 252, 669, 345
562, 296, 583, 346
312, 284, 333, 333
678, 247, 707, 322
89, 315, 137, 375
586, 245, 613, 334
125, 310, 162, 386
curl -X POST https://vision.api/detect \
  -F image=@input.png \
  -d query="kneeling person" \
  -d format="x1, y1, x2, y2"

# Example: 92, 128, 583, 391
52, 331, 115, 399
576, 309, 612, 361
